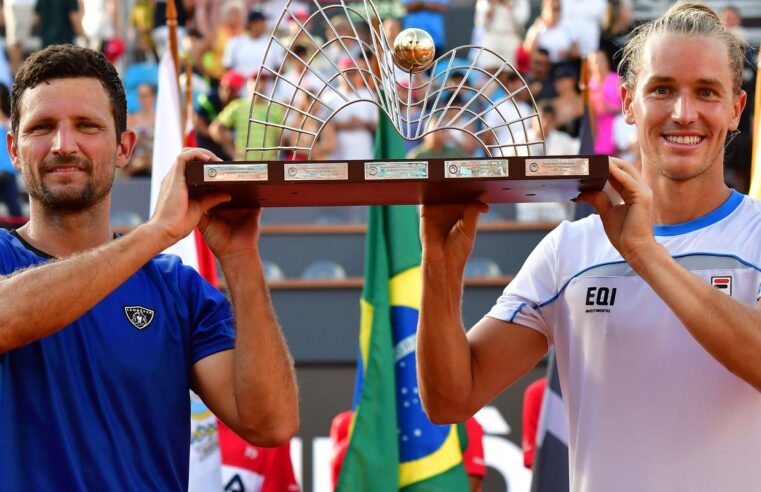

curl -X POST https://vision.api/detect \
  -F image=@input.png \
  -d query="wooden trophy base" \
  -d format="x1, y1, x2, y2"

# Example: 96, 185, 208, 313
185, 155, 609, 207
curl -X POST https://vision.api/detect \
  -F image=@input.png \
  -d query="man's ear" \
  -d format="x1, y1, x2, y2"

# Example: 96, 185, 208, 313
7, 131, 21, 173
621, 83, 635, 125
728, 89, 747, 132
115, 130, 137, 170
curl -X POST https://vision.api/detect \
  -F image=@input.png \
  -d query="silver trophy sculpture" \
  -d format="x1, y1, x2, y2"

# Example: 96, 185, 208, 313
185, 0, 607, 207
247, 0, 543, 160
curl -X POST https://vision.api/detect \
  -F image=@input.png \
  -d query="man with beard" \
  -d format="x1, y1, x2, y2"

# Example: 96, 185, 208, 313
0, 45, 298, 490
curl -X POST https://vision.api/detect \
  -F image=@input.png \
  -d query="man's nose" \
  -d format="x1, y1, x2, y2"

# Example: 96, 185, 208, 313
671, 93, 697, 125
51, 126, 78, 155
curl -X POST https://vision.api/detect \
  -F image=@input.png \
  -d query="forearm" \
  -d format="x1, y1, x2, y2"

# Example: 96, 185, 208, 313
222, 254, 299, 443
630, 244, 761, 391
0, 223, 171, 351
417, 259, 475, 422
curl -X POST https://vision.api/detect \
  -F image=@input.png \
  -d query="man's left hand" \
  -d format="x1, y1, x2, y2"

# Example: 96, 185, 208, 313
198, 208, 262, 263
578, 157, 657, 262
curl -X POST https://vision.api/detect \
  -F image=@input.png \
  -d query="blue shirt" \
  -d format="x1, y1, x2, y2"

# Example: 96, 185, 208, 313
401, 0, 448, 49
0, 229, 235, 491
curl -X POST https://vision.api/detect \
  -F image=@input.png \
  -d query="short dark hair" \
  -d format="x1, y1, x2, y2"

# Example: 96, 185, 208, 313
11, 45, 127, 141
0, 84, 10, 118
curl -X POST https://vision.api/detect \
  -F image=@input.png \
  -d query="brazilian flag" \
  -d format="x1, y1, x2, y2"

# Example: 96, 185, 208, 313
336, 114, 470, 491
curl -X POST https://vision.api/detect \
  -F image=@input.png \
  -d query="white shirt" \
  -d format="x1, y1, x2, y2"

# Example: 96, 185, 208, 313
82, 0, 115, 41
326, 88, 379, 160
223, 34, 281, 79
560, 0, 606, 56
483, 98, 534, 156
488, 191, 761, 491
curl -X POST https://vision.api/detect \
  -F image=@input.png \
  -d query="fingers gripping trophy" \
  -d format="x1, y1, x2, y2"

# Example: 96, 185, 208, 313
185, 0, 608, 207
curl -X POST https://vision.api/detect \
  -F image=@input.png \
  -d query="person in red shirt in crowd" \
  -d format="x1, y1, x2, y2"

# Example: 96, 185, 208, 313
521, 376, 547, 469
218, 420, 300, 492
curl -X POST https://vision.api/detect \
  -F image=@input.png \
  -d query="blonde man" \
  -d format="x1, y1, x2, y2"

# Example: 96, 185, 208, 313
417, 3, 761, 490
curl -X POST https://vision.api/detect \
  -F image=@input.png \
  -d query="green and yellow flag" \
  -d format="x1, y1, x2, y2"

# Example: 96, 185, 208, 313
336, 114, 470, 491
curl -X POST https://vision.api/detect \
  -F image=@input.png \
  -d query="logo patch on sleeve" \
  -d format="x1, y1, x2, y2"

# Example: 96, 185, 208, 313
124, 306, 155, 330
711, 276, 732, 296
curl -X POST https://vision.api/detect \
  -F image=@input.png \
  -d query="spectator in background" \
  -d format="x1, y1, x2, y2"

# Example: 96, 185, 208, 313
273, 44, 326, 106
281, 92, 337, 160
201, 0, 246, 81
325, 57, 378, 161
82, 0, 119, 52
129, 0, 159, 62
223, 11, 281, 79
124, 83, 157, 177
523, 0, 578, 65
210, 72, 286, 160
0, 84, 21, 217
551, 67, 583, 137
483, 70, 533, 156
559, 0, 606, 57
521, 377, 546, 469
401, 0, 448, 55
473, 0, 530, 70
599, 0, 636, 72
525, 48, 557, 103
531, 100, 579, 156
587, 50, 621, 155
407, 119, 463, 160
193, 0, 223, 40
720, 5, 749, 43
35, 0, 85, 48
3, 0, 36, 74
194, 70, 244, 161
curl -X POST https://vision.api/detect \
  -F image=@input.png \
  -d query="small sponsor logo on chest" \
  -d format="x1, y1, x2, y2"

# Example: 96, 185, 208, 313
585, 286, 617, 313
124, 306, 155, 330
711, 276, 732, 296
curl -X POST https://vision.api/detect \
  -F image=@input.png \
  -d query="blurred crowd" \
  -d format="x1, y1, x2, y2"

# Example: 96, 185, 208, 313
0, 0, 757, 218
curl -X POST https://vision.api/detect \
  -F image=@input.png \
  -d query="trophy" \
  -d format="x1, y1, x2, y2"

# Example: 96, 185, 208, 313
185, 0, 608, 207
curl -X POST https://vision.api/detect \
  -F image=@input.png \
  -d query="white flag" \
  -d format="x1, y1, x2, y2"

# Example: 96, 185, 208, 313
149, 50, 222, 490
150, 51, 199, 270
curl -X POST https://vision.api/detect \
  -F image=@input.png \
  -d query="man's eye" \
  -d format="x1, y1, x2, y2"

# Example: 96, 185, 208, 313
654, 87, 669, 95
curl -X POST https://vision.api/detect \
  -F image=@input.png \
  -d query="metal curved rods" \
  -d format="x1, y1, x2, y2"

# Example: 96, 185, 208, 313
245, 0, 546, 160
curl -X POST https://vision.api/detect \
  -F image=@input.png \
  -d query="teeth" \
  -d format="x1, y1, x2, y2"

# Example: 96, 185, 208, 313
665, 135, 702, 145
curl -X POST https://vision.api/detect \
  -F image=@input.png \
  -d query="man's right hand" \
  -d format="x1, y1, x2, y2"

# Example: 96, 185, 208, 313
419, 203, 488, 265
148, 148, 232, 249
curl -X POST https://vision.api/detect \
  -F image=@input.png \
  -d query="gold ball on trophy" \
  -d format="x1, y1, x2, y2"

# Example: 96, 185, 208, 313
392, 28, 436, 73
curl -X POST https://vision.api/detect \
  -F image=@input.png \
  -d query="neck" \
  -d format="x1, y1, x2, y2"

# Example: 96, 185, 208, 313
19, 197, 114, 257
645, 166, 732, 225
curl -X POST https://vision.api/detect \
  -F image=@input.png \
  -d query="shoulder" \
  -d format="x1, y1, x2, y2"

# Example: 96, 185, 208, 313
724, 194, 761, 235
549, 215, 620, 270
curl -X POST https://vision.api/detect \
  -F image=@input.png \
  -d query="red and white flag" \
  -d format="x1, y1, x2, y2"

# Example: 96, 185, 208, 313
151, 50, 223, 491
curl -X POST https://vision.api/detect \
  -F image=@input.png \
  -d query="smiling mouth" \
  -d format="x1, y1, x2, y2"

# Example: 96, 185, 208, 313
663, 135, 703, 145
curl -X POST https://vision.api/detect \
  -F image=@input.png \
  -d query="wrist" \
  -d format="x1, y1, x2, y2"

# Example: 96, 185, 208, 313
624, 241, 668, 275
137, 220, 180, 254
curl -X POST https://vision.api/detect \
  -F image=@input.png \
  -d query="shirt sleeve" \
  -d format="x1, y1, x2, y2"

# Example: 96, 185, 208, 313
179, 264, 235, 364
217, 99, 241, 128
486, 223, 563, 344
